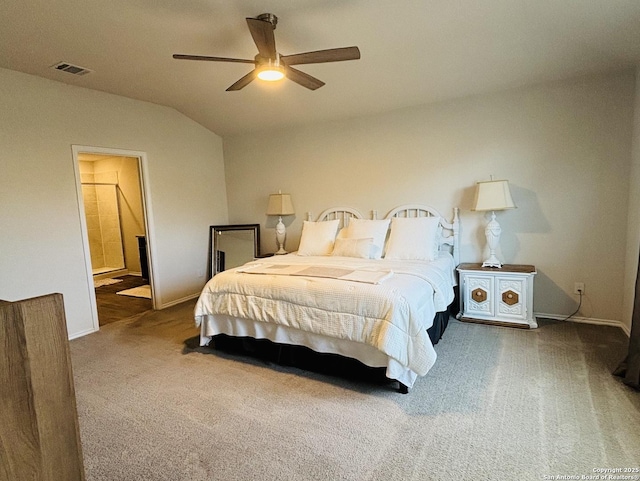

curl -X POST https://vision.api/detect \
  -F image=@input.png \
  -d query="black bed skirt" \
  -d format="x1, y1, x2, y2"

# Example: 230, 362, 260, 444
428, 309, 450, 345
205, 305, 453, 390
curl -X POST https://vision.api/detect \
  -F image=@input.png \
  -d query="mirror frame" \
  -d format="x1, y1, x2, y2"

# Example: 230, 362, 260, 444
208, 224, 260, 279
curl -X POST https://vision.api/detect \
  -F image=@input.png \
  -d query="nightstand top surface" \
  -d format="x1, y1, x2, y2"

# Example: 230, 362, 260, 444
457, 263, 536, 274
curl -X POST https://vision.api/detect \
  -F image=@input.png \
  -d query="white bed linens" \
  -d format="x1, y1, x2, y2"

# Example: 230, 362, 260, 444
194, 251, 456, 387
236, 263, 394, 284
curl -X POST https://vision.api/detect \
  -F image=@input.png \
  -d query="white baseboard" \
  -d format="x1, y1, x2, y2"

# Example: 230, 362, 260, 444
93, 268, 128, 281
535, 312, 631, 337
68, 326, 98, 340
157, 292, 200, 309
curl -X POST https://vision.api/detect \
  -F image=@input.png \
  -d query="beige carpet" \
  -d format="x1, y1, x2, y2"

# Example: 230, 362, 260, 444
69, 301, 640, 481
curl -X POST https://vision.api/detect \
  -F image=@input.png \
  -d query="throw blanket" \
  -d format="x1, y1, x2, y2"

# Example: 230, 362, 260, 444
237, 263, 394, 284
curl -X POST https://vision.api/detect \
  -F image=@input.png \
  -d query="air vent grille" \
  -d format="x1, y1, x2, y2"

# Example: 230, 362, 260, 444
50, 62, 92, 76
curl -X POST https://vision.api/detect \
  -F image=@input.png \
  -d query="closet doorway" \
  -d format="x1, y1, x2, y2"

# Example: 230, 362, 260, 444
72, 146, 156, 329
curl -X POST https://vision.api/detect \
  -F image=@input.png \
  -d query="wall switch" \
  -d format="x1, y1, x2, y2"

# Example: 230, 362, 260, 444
574, 282, 585, 295
197, 269, 205, 278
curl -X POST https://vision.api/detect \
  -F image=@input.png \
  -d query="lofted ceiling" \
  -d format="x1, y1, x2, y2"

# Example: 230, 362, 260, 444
2, 0, 640, 137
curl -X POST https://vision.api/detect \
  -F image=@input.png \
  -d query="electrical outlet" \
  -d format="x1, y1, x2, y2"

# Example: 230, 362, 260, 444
574, 282, 585, 295
197, 268, 205, 278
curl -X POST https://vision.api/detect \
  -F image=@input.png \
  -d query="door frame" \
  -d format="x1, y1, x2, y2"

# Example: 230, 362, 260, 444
71, 145, 158, 332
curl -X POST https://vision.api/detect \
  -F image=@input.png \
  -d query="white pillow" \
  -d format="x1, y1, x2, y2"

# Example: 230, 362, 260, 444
331, 237, 374, 258
342, 218, 390, 259
384, 216, 442, 261
296, 219, 340, 256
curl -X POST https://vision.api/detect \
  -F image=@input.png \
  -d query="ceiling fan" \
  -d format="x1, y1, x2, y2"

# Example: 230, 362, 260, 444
173, 13, 361, 91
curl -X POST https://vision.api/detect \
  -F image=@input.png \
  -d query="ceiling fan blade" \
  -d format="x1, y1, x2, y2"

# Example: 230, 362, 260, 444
226, 70, 258, 91
281, 46, 360, 66
284, 66, 325, 90
246, 17, 277, 59
173, 54, 254, 64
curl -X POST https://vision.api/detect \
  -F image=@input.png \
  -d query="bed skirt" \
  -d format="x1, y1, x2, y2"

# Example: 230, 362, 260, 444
428, 310, 450, 345
201, 306, 453, 391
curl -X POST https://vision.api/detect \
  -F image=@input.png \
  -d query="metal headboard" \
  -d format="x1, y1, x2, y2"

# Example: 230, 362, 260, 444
307, 207, 365, 229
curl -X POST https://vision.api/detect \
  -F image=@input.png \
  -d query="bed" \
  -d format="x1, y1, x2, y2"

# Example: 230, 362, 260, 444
194, 204, 460, 393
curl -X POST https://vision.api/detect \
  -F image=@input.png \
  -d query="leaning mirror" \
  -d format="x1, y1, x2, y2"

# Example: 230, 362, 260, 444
209, 224, 260, 279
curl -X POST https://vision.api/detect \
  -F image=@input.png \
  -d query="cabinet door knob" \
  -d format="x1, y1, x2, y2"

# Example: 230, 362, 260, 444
471, 288, 487, 302
502, 290, 519, 306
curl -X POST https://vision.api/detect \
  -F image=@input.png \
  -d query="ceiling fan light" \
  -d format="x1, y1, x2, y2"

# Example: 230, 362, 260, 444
257, 67, 285, 81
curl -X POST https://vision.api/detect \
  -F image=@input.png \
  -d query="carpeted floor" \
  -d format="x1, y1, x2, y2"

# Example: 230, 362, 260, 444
69, 302, 640, 481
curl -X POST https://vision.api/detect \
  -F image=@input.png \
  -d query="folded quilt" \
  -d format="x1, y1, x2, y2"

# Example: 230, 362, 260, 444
237, 263, 394, 284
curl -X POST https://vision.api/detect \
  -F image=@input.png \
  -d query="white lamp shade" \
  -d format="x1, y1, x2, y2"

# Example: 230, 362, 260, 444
266, 193, 295, 216
472, 179, 516, 212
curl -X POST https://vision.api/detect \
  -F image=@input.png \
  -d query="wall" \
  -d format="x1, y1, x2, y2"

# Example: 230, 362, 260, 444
224, 71, 636, 325
0, 68, 227, 338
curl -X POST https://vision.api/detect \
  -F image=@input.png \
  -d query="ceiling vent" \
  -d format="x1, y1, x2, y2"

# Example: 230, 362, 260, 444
50, 62, 92, 76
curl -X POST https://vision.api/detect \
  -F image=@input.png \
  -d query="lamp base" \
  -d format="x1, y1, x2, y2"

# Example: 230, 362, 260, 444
482, 255, 502, 268
275, 216, 287, 255
483, 211, 503, 269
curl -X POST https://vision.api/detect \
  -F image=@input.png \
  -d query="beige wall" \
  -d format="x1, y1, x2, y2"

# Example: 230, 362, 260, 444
224, 70, 636, 325
1, 65, 636, 336
0, 67, 227, 338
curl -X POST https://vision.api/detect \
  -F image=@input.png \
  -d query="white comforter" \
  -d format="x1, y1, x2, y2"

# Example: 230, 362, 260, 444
194, 252, 456, 382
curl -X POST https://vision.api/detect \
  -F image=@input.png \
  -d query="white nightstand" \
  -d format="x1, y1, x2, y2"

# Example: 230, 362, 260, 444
457, 263, 537, 329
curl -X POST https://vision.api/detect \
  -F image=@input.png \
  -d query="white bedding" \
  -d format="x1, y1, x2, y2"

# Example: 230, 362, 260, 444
194, 251, 456, 387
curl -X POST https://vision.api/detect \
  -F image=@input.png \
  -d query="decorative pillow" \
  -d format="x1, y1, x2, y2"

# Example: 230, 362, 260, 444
296, 219, 340, 256
331, 237, 374, 258
384, 216, 442, 261
341, 218, 390, 259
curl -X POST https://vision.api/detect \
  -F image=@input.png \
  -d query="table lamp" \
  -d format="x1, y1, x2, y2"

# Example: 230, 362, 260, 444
266, 191, 295, 254
472, 179, 516, 268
